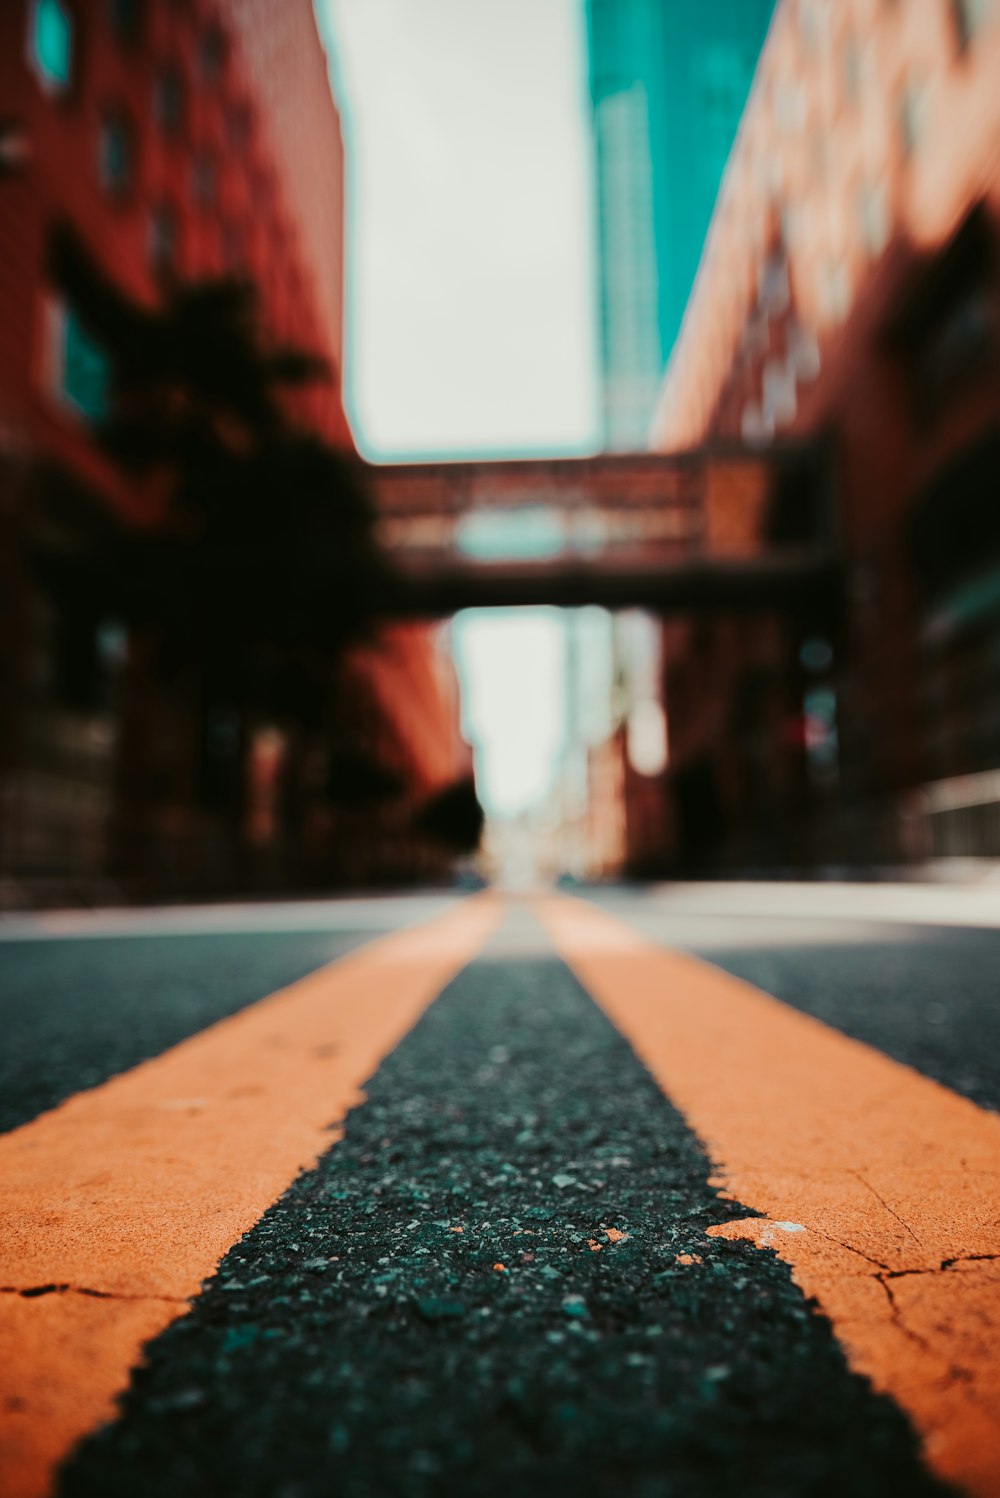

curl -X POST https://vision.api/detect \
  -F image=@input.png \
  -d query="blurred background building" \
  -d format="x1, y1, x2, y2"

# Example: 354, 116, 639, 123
572, 0, 777, 881
4, 0, 1000, 901
646, 0, 1000, 869
0, 0, 469, 905
587, 0, 776, 450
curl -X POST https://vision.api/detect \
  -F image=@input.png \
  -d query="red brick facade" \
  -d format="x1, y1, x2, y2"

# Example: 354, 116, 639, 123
0, 0, 349, 489
649, 0, 1000, 865
0, 0, 471, 900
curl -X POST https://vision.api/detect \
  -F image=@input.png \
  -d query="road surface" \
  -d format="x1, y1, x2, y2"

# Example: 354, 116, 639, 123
1, 884, 998, 1498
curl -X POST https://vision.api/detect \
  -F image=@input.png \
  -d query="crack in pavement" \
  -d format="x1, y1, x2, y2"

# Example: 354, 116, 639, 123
880, 1253, 1000, 1279
870, 1275, 937, 1359
849, 1170, 925, 1250
798, 1224, 892, 1273
0, 1284, 190, 1304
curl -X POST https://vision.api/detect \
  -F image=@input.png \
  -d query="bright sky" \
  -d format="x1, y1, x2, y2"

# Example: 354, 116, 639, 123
317, 0, 602, 817
319, 0, 600, 459
451, 609, 568, 817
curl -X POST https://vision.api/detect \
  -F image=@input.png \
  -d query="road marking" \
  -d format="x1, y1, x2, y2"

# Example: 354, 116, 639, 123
0, 894, 500, 1498
538, 894, 1000, 1498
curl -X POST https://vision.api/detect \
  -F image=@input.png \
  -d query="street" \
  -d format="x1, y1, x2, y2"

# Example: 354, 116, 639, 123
1, 885, 999, 1498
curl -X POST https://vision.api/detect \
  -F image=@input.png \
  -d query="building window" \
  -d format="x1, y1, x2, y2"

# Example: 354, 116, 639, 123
221, 222, 245, 272
798, 0, 825, 52
741, 401, 773, 444
226, 103, 250, 152
107, 0, 142, 46
191, 152, 215, 207
28, 0, 74, 93
149, 203, 177, 274
818, 260, 851, 325
773, 78, 806, 133
153, 66, 184, 137
857, 178, 889, 257
842, 37, 862, 102
98, 111, 133, 195
197, 24, 225, 81
788, 321, 821, 382
762, 357, 797, 427
901, 211, 997, 425
951, 0, 993, 51
779, 201, 805, 250
48, 301, 111, 422
758, 252, 790, 316
898, 80, 926, 160
809, 128, 830, 181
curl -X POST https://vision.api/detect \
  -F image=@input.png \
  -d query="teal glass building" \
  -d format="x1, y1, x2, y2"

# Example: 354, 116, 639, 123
587, 0, 776, 449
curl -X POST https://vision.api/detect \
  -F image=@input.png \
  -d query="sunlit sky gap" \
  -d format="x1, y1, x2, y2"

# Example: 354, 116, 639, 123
318, 0, 605, 818
319, 0, 601, 461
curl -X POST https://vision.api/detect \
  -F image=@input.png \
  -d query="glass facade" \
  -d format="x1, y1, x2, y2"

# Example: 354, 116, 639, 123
61, 307, 111, 422
98, 113, 133, 194
29, 0, 73, 92
586, 0, 776, 449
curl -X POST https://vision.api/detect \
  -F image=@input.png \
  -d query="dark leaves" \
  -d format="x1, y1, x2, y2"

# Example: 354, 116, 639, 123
47, 223, 379, 672
413, 777, 484, 851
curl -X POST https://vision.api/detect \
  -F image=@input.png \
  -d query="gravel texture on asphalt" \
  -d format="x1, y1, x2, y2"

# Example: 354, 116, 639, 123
59, 914, 951, 1498
0, 929, 383, 1134
583, 892, 1000, 1114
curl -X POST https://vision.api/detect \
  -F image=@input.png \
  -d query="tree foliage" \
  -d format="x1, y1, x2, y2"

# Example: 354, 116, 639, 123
48, 223, 382, 682
413, 776, 485, 851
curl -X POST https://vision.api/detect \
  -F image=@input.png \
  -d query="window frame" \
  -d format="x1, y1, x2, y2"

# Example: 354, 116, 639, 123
106, 0, 143, 48
196, 23, 226, 83
951, 0, 993, 54
898, 78, 926, 162
97, 107, 135, 198
27, 0, 75, 97
153, 63, 185, 138
44, 296, 112, 424
148, 201, 179, 277
191, 150, 216, 209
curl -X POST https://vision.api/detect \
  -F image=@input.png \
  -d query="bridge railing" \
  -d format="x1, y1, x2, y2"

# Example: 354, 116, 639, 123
361, 447, 839, 615
368, 451, 785, 571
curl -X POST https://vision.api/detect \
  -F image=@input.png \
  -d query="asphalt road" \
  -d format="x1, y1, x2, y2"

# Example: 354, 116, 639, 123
586, 882, 1000, 1114
3, 884, 998, 1497
0, 895, 456, 1135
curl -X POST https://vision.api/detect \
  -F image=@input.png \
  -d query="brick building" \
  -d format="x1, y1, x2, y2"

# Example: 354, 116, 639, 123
0, 0, 469, 901
648, 0, 1000, 865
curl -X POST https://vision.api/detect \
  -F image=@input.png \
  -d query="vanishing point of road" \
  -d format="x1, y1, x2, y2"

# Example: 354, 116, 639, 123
1, 882, 999, 1498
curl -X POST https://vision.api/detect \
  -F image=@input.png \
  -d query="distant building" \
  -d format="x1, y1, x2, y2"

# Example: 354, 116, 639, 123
650, 0, 1000, 866
586, 0, 776, 449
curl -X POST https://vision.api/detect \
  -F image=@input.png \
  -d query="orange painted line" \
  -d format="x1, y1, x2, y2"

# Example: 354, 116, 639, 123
0, 894, 500, 1498
537, 894, 1000, 1498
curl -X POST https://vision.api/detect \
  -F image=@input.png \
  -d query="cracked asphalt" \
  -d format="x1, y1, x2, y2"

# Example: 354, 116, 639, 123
4, 888, 997, 1496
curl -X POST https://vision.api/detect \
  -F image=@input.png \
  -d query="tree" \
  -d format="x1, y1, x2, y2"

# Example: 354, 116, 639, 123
48, 222, 382, 685
413, 776, 485, 852
46, 224, 391, 887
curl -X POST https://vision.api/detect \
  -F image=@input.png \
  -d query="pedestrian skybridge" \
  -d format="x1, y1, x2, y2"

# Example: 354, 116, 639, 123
367, 447, 839, 616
